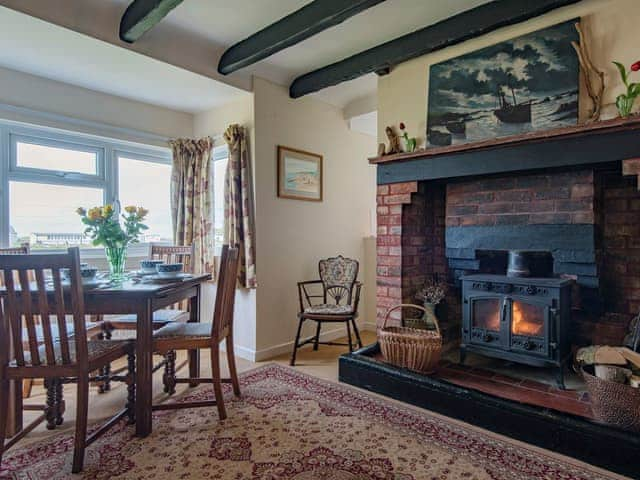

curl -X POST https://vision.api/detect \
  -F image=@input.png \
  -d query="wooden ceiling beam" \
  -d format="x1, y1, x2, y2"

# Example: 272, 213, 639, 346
289, 0, 580, 98
119, 0, 184, 43
217, 0, 386, 75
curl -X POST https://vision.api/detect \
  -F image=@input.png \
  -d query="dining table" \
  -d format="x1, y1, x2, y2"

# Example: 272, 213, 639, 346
3, 271, 212, 438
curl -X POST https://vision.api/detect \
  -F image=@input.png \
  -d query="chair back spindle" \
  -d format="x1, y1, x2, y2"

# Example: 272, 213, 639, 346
0, 247, 87, 368
149, 244, 195, 273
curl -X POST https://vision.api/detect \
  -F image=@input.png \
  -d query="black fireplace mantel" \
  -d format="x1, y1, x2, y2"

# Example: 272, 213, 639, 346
371, 116, 640, 185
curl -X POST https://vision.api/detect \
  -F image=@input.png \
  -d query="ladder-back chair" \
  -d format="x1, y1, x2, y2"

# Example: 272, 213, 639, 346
152, 245, 240, 420
0, 248, 135, 473
291, 255, 363, 366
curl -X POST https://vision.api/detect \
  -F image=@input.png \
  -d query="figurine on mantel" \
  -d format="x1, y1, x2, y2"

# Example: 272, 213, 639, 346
399, 122, 417, 153
378, 125, 402, 156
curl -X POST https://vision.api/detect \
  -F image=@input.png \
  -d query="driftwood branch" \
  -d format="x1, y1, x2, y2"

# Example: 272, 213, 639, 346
571, 22, 605, 123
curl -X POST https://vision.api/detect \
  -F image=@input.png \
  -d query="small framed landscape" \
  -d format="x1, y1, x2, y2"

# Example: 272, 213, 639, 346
277, 146, 323, 201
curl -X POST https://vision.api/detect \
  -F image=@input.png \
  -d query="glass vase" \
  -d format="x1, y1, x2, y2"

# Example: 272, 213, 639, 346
105, 245, 127, 281
616, 95, 636, 118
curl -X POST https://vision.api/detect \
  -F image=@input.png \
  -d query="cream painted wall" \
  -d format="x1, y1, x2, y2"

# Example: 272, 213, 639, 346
252, 77, 377, 357
0, 66, 193, 144
194, 94, 258, 360
377, 0, 634, 146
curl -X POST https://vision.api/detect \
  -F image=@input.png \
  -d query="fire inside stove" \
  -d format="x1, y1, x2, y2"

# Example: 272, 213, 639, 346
472, 299, 544, 337
511, 301, 544, 337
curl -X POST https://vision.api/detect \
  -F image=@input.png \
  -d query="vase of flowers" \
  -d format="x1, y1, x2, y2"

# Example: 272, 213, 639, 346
77, 204, 148, 280
413, 281, 446, 330
613, 60, 640, 118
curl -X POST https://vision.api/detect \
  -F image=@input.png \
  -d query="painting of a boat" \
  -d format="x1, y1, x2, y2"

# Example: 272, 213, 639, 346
494, 87, 532, 124
426, 19, 579, 147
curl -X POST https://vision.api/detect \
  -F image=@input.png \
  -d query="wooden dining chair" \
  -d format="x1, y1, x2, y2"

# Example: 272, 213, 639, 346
0, 244, 103, 399
291, 255, 363, 366
100, 244, 194, 393
0, 247, 136, 474
152, 245, 240, 420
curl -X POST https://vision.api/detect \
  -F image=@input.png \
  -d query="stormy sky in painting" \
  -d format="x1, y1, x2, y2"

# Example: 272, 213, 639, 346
428, 20, 579, 115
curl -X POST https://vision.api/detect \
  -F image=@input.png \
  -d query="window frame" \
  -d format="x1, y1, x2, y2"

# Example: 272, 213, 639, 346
0, 120, 172, 255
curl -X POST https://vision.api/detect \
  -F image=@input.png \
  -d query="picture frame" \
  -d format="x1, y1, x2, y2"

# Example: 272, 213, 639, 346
426, 19, 579, 147
277, 145, 323, 201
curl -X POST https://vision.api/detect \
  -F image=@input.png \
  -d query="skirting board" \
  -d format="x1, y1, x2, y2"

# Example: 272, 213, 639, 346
227, 321, 377, 362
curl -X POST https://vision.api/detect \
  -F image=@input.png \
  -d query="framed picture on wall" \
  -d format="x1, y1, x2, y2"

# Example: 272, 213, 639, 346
277, 146, 323, 201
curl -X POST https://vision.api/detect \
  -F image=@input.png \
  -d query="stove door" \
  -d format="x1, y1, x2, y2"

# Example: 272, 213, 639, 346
507, 297, 549, 357
467, 295, 508, 349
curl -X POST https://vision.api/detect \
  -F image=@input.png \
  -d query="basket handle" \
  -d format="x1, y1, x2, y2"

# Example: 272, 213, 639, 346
381, 303, 441, 335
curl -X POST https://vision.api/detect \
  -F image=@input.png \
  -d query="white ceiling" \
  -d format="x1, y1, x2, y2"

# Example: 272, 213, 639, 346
0, 0, 494, 112
0, 6, 248, 113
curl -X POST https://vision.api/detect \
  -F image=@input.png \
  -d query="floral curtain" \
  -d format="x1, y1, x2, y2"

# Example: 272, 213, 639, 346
223, 124, 257, 288
169, 137, 214, 275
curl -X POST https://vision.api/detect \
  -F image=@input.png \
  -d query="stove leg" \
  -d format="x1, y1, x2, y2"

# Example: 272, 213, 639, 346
554, 365, 566, 390
459, 347, 467, 366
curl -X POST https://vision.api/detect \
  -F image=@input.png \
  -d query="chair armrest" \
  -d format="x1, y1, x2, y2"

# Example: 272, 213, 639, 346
352, 282, 363, 313
297, 280, 324, 311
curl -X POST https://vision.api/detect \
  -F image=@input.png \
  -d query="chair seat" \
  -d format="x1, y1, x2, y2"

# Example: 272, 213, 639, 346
303, 304, 354, 315
153, 322, 212, 340
109, 309, 189, 328
11, 339, 131, 368
22, 321, 100, 345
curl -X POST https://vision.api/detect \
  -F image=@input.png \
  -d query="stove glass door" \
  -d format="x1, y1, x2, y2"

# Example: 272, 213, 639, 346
511, 300, 545, 337
472, 298, 501, 332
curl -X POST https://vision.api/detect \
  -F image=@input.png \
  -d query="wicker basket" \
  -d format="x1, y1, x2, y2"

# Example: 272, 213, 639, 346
379, 304, 442, 374
582, 365, 640, 432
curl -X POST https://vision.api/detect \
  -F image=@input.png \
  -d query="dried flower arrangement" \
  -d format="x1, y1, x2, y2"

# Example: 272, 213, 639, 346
417, 281, 446, 305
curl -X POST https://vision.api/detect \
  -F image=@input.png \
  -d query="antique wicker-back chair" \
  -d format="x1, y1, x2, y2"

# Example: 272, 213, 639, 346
0, 248, 135, 473
290, 255, 363, 366
0, 244, 102, 399
152, 245, 240, 420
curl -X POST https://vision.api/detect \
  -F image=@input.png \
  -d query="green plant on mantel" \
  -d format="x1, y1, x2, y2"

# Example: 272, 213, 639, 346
613, 60, 640, 118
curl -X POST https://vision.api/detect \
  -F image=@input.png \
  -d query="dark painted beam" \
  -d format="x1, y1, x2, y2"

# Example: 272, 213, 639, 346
218, 0, 386, 75
119, 0, 183, 43
289, 0, 580, 98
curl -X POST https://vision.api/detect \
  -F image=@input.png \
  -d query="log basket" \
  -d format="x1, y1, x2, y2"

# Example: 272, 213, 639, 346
378, 304, 442, 374
581, 365, 640, 433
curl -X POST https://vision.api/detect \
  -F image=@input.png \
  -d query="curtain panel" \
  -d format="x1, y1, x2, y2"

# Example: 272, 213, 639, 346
169, 137, 215, 276
223, 124, 257, 288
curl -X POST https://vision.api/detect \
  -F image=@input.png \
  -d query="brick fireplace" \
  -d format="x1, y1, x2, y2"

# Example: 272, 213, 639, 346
342, 120, 640, 475
376, 164, 640, 352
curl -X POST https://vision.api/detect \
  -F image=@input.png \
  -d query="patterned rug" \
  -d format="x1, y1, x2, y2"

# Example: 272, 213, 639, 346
0, 364, 626, 479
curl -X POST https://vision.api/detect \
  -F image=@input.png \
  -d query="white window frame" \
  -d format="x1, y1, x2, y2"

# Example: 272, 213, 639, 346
0, 120, 171, 256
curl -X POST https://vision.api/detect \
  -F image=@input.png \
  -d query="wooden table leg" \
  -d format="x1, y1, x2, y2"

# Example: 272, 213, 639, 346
188, 285, 200, 388
135, 299, 153, 437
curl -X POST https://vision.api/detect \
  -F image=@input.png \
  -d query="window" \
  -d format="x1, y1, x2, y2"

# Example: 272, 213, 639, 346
0, 122, 171, 251
118, 155, 173, 243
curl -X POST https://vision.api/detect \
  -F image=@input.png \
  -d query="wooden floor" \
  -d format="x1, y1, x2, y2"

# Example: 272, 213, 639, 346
17, 331, 377, 445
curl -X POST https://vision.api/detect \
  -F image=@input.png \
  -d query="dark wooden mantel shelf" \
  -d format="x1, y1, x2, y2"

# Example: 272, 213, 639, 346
373, 116, 640, 185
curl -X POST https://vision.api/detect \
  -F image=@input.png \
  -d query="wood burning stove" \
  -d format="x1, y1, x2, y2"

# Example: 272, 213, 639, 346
460, 274, 572, 388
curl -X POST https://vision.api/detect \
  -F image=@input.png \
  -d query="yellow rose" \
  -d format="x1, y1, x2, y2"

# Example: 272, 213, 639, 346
101, 205, 114, 217
124, 205, 137, 214
137, 207, 149, 218
87, 207, 101, 220
76, 207, 86, 216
